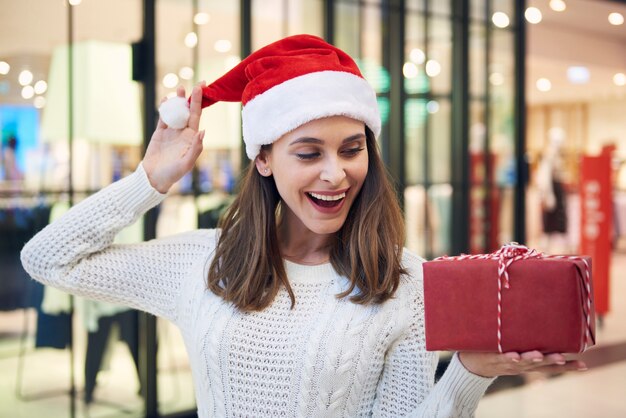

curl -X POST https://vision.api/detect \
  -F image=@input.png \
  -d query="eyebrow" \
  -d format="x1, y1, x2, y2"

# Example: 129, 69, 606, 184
289, 133, 366, 146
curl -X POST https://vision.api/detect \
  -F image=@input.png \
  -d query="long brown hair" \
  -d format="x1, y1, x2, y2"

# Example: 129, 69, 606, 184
207, 127, 406, 311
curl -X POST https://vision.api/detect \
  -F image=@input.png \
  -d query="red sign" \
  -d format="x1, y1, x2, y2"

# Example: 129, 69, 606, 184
580, 153, 612, 315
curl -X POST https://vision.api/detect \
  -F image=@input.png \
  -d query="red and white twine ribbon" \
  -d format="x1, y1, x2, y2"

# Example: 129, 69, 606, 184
435, 243, 593, 353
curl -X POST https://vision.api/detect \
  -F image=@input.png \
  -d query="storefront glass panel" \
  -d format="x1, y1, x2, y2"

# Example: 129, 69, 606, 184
1, 1, 145, 417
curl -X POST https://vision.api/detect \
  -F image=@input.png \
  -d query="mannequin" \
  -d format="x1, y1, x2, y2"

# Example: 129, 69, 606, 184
536, 128, 569, 253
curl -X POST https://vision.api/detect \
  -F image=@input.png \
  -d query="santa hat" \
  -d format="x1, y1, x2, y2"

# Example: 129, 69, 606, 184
159, 34, 381, 160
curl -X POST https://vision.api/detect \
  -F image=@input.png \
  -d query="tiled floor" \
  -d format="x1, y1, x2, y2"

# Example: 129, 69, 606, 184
1, 252, 625, 417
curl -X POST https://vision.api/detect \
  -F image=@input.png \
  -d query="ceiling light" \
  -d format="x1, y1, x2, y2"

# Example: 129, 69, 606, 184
426, 100, 439, 114
608, 12, 624, 26
614, 73, 626, 86
567, 66, 590, 84
425, 60, 441, 77
0, 61, 9, 75
21, 85, 35, 99
185, 32, 198, 48
403, 62, 418, 79
193, 12, 210, 25
536, 78, 552, 92
492, 12, 510, 28
525, 7, 542, 24
68, 0, 82, 5
409, 48, 425, 65
549, 0, 566, 12
34, 96, 46, 109
162, 73, 179, 89
214, 40, 232, 53
18, 70, 33, 86
225, 55, 241, 70
34, 80, 48, 94
179, 66, 194, 80
489, 72, 504, 86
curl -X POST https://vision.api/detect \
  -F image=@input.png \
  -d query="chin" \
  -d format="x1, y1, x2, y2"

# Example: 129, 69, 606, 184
305, 219, 346, 236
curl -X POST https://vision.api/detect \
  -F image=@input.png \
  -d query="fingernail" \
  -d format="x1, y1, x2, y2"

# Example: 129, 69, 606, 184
578, 366, 588, 371
556, 361, 566, 365
511, 358, 520, 363
532, 358, 542, 363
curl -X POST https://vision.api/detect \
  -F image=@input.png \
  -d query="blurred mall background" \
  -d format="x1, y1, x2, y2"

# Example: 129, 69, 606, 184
0, 0, 625, 417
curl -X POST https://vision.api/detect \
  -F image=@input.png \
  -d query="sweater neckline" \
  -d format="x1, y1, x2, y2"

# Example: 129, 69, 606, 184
283, 259, 339, 284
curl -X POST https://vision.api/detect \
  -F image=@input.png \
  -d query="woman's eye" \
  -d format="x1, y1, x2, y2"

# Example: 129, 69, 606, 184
343, 147, 365, 156
296, 152, 320, 160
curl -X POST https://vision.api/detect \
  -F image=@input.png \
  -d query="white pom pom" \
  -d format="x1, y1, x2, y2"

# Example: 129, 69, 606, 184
159, 96, 190, 129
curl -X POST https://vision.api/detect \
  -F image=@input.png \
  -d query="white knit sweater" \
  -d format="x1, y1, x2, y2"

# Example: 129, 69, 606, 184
21, 164, 494, 417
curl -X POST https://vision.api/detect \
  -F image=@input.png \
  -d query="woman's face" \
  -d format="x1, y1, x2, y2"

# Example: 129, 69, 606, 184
257, 116, 369, 236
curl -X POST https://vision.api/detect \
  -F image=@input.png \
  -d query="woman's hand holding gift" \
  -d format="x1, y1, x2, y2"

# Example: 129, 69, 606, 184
458, 350, 587, 378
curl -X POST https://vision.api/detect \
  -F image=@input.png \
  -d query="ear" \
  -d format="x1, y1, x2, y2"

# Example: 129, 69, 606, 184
255, 149, 272, 177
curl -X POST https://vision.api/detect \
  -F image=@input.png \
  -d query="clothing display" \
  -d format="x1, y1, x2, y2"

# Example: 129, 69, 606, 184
0, 205, 50, 311
542, 180, 568, 234
84, 310, 140, 404
21, 164, 494, 417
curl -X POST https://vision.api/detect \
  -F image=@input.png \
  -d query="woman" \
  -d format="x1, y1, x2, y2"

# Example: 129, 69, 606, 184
21, 35, 585, 417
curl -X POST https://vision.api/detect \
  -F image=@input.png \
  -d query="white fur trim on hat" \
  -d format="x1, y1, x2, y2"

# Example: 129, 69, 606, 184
159, 96, 190, 130
242, 71, 381, 160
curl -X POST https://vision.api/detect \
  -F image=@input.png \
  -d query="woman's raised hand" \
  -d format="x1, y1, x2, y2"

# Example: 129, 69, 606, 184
143, 83, 205, 193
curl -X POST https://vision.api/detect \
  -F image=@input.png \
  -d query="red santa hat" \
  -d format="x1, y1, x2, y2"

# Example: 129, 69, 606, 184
159, 34, 381, 160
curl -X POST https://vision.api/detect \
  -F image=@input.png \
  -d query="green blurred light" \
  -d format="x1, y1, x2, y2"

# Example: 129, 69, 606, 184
356, 58, 390, 93
405, 98, 427, 130
377, 97, 390, 125
404, 70, 429, 94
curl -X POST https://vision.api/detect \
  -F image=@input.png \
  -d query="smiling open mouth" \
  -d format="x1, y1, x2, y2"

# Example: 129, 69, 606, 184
306, 191, 346, 208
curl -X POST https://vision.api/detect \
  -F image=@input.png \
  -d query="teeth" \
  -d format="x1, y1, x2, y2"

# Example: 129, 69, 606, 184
308, 192, 346, 201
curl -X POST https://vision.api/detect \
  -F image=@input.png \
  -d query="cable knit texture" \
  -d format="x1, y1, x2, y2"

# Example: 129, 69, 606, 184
21, 164, 494, 417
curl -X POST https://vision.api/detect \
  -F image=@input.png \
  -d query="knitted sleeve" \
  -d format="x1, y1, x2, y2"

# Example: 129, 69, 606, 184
373, 250, 495, 417
20, 164, 216, 324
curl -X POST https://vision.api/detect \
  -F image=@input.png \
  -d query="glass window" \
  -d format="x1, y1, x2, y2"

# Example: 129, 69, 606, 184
1, 1, 145, 417
405, 99, 427, 184
427, 183, 453, 256
428, 98, 451, 183
492, 0, 515, 25
252, 0, 323, 50
335, 1, 361, 57
405, 184, 427, 255
429, 0, 451, 17
428, 17, 452, 95
471, 0, 486, 21
489, 28, 516, 248
405, 12, 428, 95
406, 0, 425, 13
469, 22, 486, 98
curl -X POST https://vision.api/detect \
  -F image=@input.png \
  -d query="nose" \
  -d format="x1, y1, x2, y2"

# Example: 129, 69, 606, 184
320, 157, 346, 185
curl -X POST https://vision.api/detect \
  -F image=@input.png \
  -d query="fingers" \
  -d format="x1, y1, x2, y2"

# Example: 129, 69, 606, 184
501, 351, 587, 374
182, 130, 205, 169
503, 352, 521, 363
520, 350, 544, 364
530, 360, 588, 374
188, 81, 205, 131
157, 96, 169, 129
176, 84, 186, 98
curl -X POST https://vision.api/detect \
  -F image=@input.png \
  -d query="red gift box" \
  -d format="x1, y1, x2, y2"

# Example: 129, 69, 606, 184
423, 244, 596, 354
